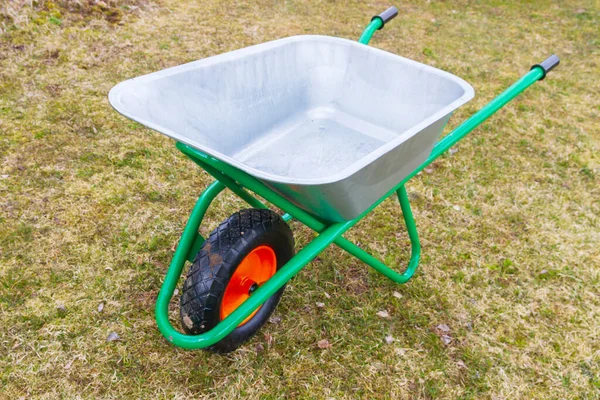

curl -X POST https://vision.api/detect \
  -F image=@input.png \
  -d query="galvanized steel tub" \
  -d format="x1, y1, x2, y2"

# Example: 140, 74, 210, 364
109, 35, 474, 221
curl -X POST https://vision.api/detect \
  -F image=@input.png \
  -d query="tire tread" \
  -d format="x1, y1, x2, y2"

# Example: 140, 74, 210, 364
179, 208, 294, 352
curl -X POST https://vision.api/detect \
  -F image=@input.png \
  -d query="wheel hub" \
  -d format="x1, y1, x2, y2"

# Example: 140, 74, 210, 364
219, 245, 277, 326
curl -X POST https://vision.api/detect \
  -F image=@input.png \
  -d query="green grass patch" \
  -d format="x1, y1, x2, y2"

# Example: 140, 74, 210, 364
1, 0, 599, 398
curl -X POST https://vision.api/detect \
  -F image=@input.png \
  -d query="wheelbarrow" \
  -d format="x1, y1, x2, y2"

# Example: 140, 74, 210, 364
109, 6, 559, 352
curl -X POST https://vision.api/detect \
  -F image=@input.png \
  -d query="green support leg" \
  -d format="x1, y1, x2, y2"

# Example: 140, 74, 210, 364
396, 185, 421, 280
334, 185, 421, 284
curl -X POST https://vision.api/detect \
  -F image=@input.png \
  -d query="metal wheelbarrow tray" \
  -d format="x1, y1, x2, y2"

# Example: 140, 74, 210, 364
109, 7, 559, 352
109, 35, 474, 221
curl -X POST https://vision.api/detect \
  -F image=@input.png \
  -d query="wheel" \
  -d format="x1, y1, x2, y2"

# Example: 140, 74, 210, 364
180, 208, 295, 353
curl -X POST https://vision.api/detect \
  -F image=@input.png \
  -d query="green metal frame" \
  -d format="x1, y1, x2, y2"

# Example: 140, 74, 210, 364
154, 17, 548, 350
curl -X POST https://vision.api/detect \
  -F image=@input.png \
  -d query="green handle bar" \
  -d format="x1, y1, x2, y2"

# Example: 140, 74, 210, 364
359, 6, 398, 44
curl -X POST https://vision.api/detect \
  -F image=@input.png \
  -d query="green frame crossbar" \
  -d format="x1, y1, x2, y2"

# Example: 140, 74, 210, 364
154, 10, 553, 349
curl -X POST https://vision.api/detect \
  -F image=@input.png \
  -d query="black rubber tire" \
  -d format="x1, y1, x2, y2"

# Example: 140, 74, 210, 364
180, 208, 295, 353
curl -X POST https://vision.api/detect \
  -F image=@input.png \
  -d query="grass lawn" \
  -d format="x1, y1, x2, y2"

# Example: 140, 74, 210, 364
1, 0, 598, 398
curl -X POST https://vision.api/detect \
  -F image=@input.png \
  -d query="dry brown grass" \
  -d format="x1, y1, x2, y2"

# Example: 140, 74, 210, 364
1, 0, 599, 398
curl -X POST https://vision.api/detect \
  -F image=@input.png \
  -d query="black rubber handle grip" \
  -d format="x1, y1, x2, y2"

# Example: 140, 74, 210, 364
531, 54, 560, 80
372, 6, 399, 30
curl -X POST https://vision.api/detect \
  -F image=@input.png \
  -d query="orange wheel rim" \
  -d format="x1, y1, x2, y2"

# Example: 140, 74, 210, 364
220, 245, 277, 326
